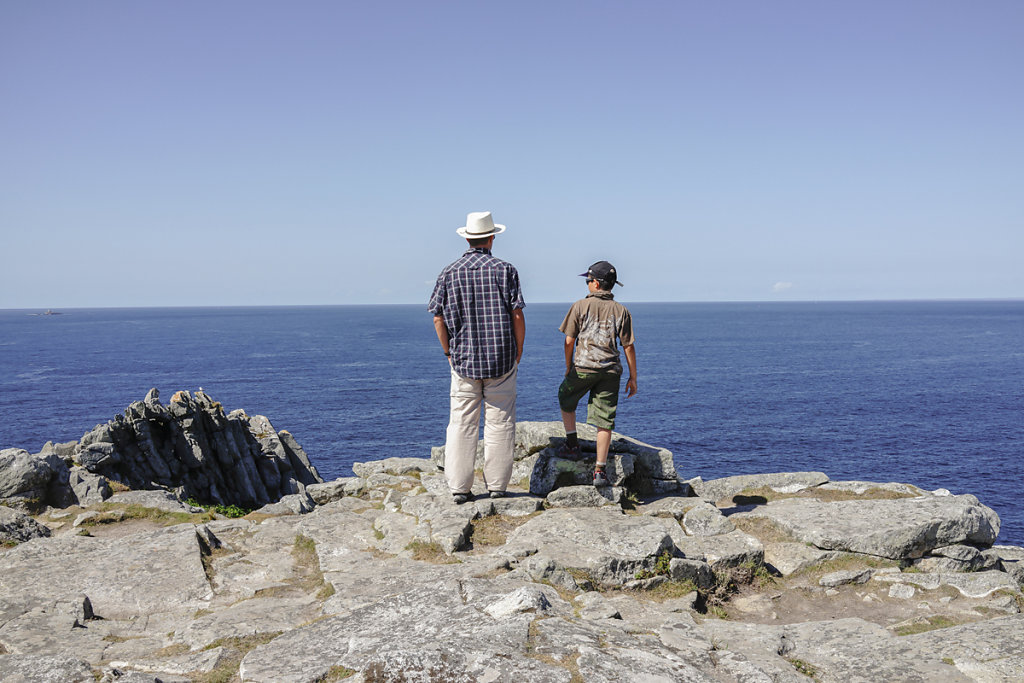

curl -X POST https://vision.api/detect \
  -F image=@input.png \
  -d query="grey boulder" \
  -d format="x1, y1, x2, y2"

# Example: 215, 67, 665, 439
732, 493, 999, 560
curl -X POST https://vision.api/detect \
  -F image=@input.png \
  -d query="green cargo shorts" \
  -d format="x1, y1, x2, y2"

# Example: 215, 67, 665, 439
557, 369, 621, 430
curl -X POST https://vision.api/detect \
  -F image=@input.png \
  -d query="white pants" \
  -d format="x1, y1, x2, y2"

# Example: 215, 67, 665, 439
444, 365, 517, 494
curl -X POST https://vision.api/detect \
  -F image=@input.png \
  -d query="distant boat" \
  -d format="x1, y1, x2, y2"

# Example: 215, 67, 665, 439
29, 310, 65, 316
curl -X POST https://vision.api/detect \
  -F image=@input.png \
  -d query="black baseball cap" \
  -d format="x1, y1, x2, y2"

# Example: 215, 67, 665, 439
580, 261, 624, 286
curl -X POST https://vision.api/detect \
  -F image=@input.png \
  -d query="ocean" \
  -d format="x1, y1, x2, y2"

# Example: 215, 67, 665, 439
1, 301, 1022, 546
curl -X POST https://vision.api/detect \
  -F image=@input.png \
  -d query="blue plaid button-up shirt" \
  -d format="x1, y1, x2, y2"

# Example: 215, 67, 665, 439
429, 247, 525, 379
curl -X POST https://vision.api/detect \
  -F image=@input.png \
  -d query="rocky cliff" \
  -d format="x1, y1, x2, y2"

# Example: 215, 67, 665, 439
1, 416, 1023, 682
0, 389, 322, 512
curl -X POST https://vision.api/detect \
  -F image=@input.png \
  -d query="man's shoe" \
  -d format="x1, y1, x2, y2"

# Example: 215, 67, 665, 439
489, 491, 506, 499
453, 492, 473, 504
593, 469, 610, 487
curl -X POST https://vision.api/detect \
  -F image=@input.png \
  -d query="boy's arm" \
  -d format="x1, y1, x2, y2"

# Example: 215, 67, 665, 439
563, 336, 575, 374
623, 344, 638, 397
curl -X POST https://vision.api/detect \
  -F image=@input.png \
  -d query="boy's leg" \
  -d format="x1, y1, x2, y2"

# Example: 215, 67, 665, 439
586, 372, 621, 485
595, 428, 612, 466
560, 410, 577, 435
558, 372, 593, 454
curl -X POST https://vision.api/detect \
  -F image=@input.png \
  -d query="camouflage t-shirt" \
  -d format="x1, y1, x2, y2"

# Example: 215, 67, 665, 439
558, 290, 634, 374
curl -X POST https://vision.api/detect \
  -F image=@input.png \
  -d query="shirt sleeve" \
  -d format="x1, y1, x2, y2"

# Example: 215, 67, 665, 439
506, 266, 525, 311
428, 273, 446, 314
558, 301, 581, 337
618, 307, 635, 347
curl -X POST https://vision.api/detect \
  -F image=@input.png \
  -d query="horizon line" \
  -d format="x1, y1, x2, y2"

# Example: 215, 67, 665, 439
3, 296, 1023, 313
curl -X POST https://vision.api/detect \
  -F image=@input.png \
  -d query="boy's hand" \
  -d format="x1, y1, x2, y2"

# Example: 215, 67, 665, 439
625, 376, 637, 397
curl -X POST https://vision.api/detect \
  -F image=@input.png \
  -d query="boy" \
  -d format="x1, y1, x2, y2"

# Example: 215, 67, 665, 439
557, 261, 637, 486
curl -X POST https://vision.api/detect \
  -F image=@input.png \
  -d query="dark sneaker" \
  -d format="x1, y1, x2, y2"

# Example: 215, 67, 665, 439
489, 491, 506, 499
555, 444, 582, 460
453, 492, 473, 504
593, 469, 610, 487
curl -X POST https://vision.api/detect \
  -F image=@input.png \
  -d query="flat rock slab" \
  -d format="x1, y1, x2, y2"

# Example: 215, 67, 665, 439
239, 582, 559, 683
106, 490, 204, 513
732, 494, 1000, 560
705, 618, 972, 682
874, 569, 1021, 598
0, 654, 95, 683
783, 617, 971, 682
504, 508, 677, 584
178, 595, 321, 651
817, 480, 924, 496
545, 485, 622, 508
675, 530, 764, 572
638, 497, 702, 520
351, 457, 437, 478
764, 542, 839, 576
901, 614, 1024, 681
694, 472, 829, 503
0, 525, 211, 621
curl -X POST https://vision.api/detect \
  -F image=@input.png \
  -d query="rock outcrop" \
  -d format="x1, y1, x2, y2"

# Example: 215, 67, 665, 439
2, 420, 1023, 682
1, 389, 322, 511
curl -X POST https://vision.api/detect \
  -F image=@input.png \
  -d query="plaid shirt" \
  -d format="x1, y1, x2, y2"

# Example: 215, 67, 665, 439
429, 247, 525, 379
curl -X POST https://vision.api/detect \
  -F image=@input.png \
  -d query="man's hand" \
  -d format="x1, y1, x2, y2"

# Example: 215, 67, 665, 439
625, 376, 637, 398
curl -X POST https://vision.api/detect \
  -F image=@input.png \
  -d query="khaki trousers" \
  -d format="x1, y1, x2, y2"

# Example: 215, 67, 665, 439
444, 365, 517, 494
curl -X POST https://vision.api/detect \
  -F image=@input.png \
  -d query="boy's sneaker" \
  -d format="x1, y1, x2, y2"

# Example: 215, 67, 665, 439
452, 492, 473, 504
593, 469, 610, 487
489, 491, 506, 499
555, 444, 582, 460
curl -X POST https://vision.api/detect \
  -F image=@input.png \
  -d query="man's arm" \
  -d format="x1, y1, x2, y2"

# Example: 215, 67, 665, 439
623, 344, 638, 397
512, 308, 526, 364
433, 315, 451, 363
564, 335, 575, 374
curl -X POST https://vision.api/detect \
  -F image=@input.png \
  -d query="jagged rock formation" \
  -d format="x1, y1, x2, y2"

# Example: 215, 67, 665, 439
0, 389, 322, 510
2, 422, 1023, 681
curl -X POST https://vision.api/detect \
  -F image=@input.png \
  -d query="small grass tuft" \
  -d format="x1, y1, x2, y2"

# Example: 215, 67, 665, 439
192, 632, 283, 683
632, 579, 699, 603
406, 540, 461, 564
893, 615, 960, 636
731, 517, 799, 543
469, 513, 537, 549
80, 503, 216, 527
151, 642, 190, 657
635, 550, 673, 580
314, 666, 357, 681
786, 657, 819, 678
291, 535, 336, 597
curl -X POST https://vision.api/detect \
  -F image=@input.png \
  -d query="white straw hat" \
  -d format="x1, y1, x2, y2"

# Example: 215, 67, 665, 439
456, 211, 506, 238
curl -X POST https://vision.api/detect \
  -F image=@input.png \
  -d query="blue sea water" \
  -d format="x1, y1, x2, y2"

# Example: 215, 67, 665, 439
1, 301, 1022, 546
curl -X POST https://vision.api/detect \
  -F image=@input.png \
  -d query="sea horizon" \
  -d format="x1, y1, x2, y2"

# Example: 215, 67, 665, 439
5, 296, 1023, 313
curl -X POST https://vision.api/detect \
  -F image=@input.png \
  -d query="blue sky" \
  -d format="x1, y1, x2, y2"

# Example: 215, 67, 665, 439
2, 1, 1021, 307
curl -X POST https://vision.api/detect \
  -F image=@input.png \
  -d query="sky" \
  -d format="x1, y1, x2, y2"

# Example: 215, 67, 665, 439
1, 1, 1021, 308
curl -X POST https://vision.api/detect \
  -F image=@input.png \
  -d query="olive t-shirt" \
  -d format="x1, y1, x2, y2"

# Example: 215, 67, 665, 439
558, 290, 634, 374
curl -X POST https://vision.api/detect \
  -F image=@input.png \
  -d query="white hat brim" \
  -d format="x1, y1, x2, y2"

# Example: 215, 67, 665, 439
456, 223, 506, 238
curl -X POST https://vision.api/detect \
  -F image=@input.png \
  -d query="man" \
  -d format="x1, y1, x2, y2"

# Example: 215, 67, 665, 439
429, 211, 526, 503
